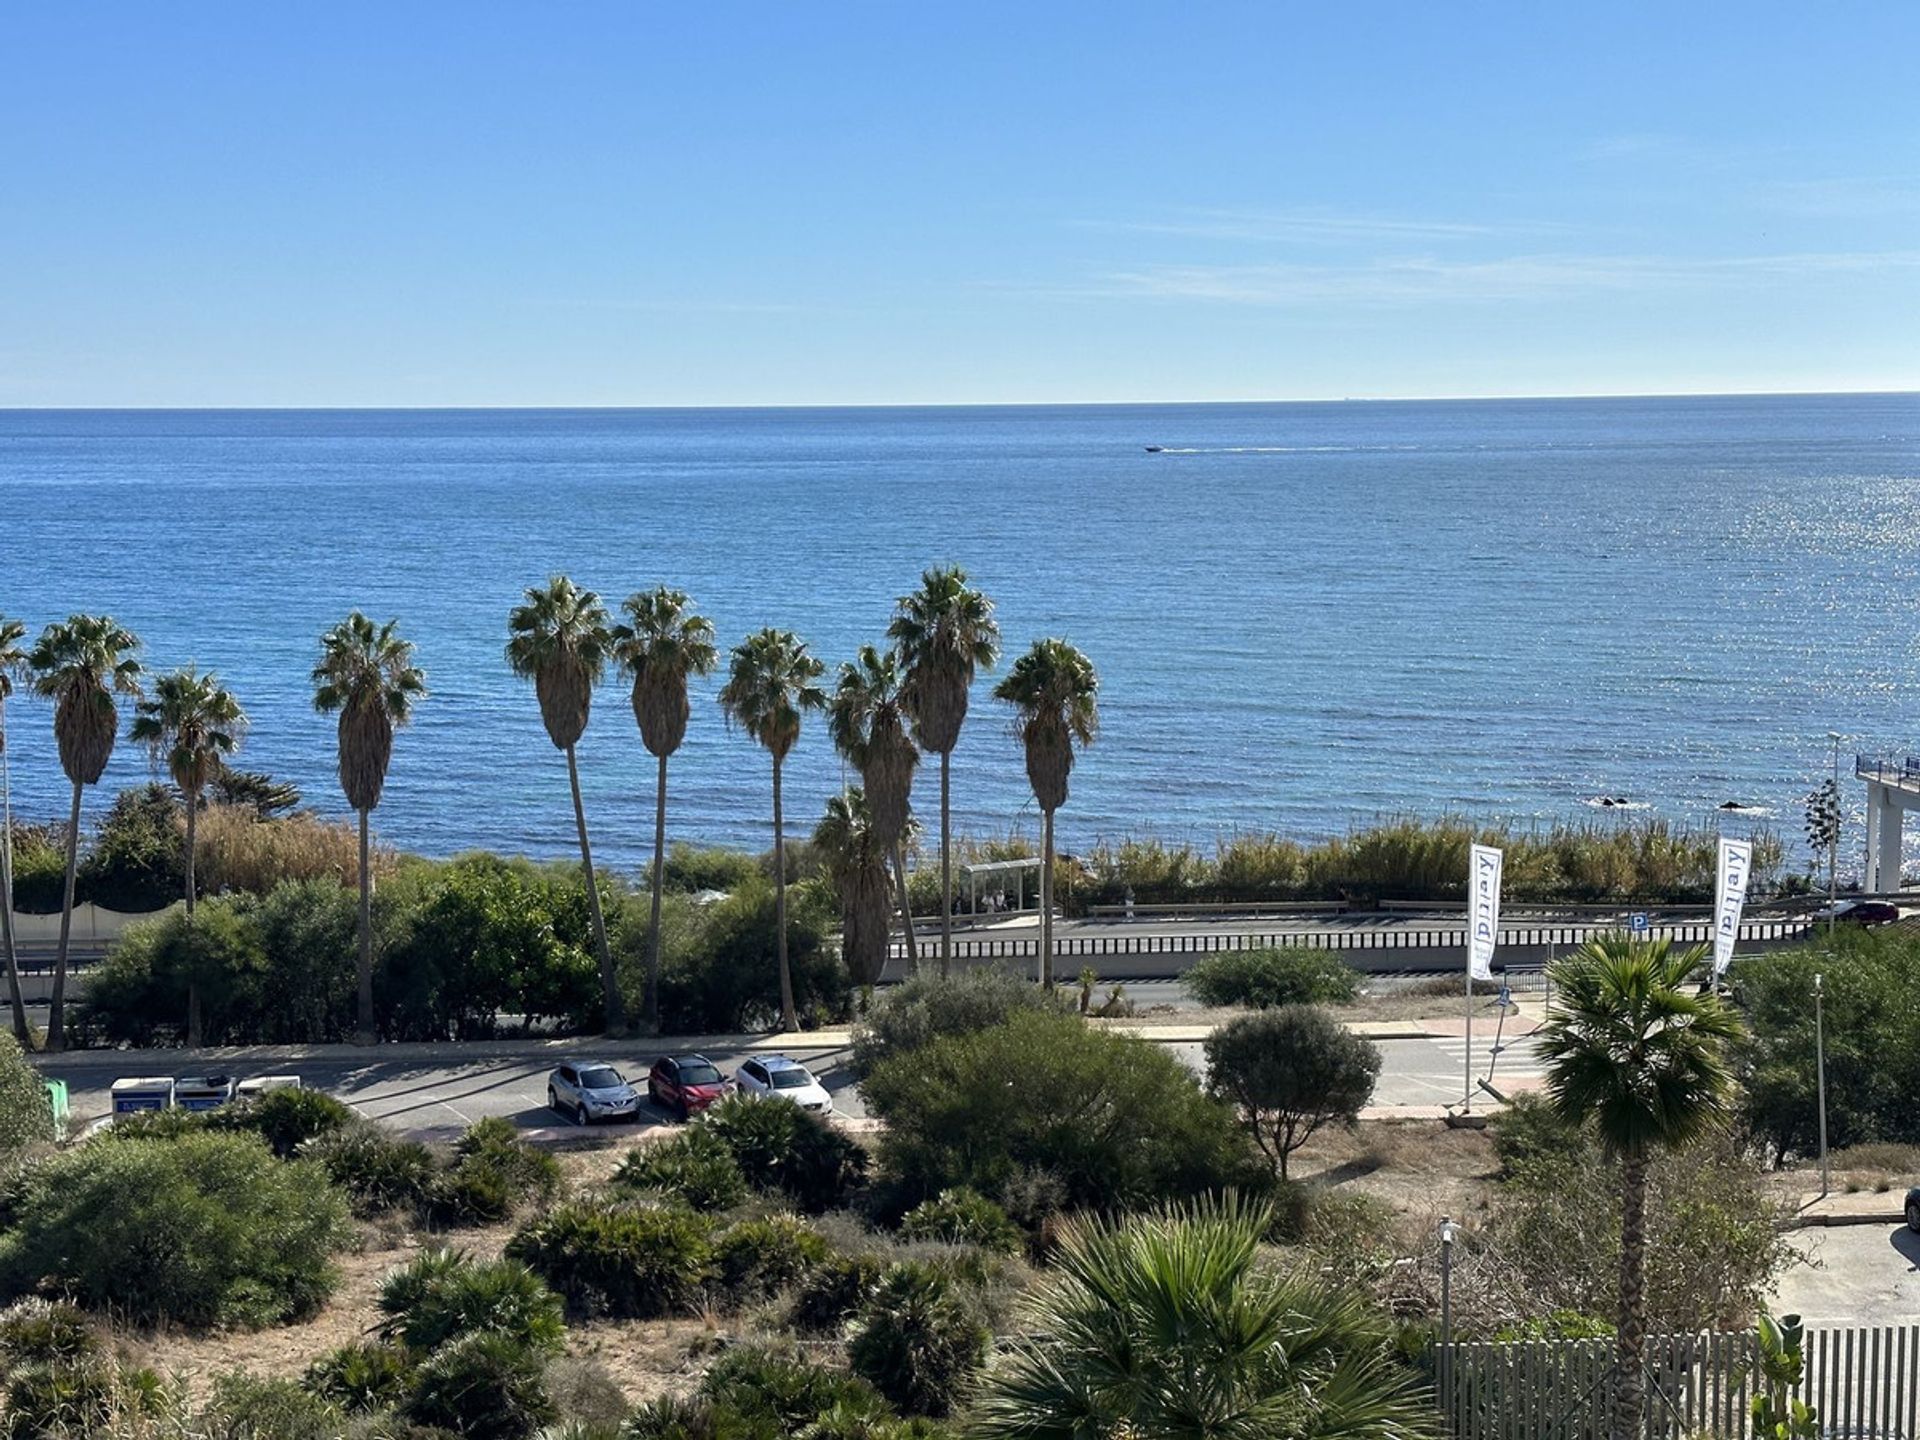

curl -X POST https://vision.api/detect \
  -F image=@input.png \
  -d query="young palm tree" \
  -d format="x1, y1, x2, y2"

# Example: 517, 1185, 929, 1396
27, 614, 143, 1052
717, 628, 825, 1031
971, 1196, 1434, 1440
506, 575, 622, 1034
889, 566, 998, 976
993, 638, 1098, 989
812, 788, 893, 988
1536, 936, 1743, 1440
0, 618, 29, 1045
828, 644, 921, 974
129, 667, 247, 1046
312, 612, 426, 1045
610, 586, 718, 1031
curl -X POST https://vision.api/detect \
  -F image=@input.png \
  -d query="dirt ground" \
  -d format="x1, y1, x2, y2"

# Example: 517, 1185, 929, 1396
1289, 1117, 1502, 1224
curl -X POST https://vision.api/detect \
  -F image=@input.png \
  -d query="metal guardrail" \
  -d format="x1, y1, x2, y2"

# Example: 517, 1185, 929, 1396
1857, 753, 1920, 785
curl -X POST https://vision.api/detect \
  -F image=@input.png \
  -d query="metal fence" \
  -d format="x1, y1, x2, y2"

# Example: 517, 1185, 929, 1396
1437, 1324, 1920, 1440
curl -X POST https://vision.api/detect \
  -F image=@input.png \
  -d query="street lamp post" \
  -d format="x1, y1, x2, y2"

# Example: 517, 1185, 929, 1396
1438, 1215, 1458, 1414
1815, 972, 1830, 1199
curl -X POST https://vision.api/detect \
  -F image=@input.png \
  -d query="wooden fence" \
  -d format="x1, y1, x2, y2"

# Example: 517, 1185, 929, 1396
1437, 1324, 1920, 1439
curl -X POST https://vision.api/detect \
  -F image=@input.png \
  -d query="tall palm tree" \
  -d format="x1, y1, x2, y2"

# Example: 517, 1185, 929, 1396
505, 575, 622, 1034
312, 612, 426, 1045
970, 1196, 1435, 1440
889, 566, 998, 976
27, 615, 143, 1052
0, 618, 30, 1046
993, 638, 1098, 989
828, 644, 921, 974
1536, 936, 1743, 1440
129, 667, 247, 1047
717, 628, 825, 1031
611, 586, 718, 1032
813, 788, 893, 988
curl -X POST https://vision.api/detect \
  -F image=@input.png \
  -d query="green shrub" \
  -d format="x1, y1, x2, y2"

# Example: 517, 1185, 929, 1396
700, 1346, 885, 1434
713, 1215, 831, 1304
542, 1355, 629, 1433
700, 1093, 868, 1213
664, 843, 762, 895
5, 823, 66, 915
405, 1331, 555, 1440
898, 1189, 1022, 1255
621, 1394, 767, 1440
846, 1263, 986, 1418
647, 877, 847, 1034
199, 1371, 348, 1440
506, 1201, 713, 1319
107, 1106, 210, 1142
2, 1357, 174, 1440
429, 1159, 515, 1227
1491, 1092, 1590, 1179
0, 1036, 53, 1159
77, 785, 185, 912
378, 1249, 566, 1354
429, 1116, 560, 1225
0, 1131, 349, 1328
304, 1340, 415, 1414
311, 1126, 438, 1215
789, 1251, 884, 1333
0, 1298, 98, 1368
210, 1086, 357, 1157
615, 1127, 750, 1211
1203, 1005, 1381, 1179
851, 969, 1070, 1079
1182, 947, 1359, 1009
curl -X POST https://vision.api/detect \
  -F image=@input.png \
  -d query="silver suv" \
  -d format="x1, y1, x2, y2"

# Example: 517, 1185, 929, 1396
548, 1061, 640, 1125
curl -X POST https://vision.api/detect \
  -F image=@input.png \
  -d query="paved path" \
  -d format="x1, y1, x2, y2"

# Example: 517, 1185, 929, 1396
1775, 1223, 1920, 1327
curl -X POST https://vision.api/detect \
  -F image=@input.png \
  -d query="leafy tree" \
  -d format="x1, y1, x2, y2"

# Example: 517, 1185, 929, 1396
1205, 1005, 1381, 1179
831, 644, 921, 973
993, 639, 1098, 987
851, 966, 1070, 1079
311, 611, 426, 1043
0, 617, 29, 1045
718, 628, 828, 1030
814, 788, 893, 987
890, 567, 998, 976
26, 614, 142, 1050
651, 875, 844, 1033
1537, 937, 1742, 1440
73, 783, 182, 912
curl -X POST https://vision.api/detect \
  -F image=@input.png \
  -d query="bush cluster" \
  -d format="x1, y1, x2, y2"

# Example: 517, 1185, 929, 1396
1182, 946, 1359, 1009
851, 968, 1071, 1079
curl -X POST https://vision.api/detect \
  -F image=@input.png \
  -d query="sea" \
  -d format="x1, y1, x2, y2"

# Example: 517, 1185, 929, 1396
1, 395, 1916, 878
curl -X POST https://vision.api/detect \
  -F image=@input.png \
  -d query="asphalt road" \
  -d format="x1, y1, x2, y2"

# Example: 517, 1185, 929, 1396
1774, 1224, 1920, 1326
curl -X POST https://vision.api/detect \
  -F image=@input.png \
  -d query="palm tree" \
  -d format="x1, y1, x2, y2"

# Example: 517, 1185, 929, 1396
828, 644, 921, 975
506, 575, 622, 1034
970, 1196, 1435, 1440
889, 566, 998, 976
129, 667, 247, 1046
993, 638, 1098, 989
812, 788, 894, 988
0, 618, 30, 1046
1536, 936, 1743, 1440
27, 615, 143, 1052
611, 586, 718, 1032
312, 612, 426, 1045
717, 628, 825, 1031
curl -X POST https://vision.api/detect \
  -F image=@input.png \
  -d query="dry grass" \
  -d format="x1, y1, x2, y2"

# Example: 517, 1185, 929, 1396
195, 803, 393, 894
1288, 1118, 1503, 1220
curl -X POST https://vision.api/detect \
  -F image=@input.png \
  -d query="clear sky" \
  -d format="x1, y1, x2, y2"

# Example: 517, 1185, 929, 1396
3, 3, 1915, 406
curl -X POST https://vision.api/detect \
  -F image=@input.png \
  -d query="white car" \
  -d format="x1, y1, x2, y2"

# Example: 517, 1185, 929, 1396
733, 1056, 833, 1115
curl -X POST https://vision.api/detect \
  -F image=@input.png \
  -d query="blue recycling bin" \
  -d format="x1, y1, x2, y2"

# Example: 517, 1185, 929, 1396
174, 1075, 235, 1112
110, 1077, 175, 1113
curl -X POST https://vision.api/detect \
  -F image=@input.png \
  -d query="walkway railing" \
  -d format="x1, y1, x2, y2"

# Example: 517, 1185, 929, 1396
1856, 753, 1920, 786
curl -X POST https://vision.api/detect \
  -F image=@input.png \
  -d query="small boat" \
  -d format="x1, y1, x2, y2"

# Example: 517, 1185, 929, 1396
1144, 445, 1164, 453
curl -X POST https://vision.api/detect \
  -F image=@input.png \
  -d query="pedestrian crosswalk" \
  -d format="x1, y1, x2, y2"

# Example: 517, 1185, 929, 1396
1380, 1033, 1547, 1106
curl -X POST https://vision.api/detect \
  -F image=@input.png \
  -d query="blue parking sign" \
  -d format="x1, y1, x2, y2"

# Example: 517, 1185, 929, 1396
1629, 912, 1651, 934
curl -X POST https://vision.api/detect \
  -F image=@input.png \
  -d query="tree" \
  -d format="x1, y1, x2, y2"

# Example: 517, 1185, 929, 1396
1205, 1005, 1382, 1179
969, 1198, 1435, 1440
129, 666, 247, 1046
0, 617, 29, 1045
814, 788, 893, 987
718, 628, 826, 1031
611, 585, 718, 1031
27, 614, 142, 1052
993, 638, 1098, 988
1804, 778, 1840, 928
829, 645, 921, 974
505, 574, 621, 1034
889, 567, 998, 977
1536, 937, 1743, 1440
312, 612, 426, 1044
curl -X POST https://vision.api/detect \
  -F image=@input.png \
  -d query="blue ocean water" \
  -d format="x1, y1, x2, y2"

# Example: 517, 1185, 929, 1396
1, 395, 1916, 876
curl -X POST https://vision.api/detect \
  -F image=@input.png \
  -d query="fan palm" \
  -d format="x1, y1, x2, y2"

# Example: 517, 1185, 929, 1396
506, 574, 622, 1034
312, 612, 426, 1045
828, 644, 921, 974
1536, 936, 1743, 1440
717, 628, 826, 1031
970, 1196, 1435, 1440
0, 618, 29, 1045
812, 788, 894, 988
993, 638, 1098, 989
889, 566, 998, 976
27, 614, 143, 1052
129, 667, 247, 1046
611, 586, 718, 1031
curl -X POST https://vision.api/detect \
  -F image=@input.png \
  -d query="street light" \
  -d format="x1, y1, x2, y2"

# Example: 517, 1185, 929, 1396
1814, 972, 1830, 1199
1439, 1216, 1458, 1346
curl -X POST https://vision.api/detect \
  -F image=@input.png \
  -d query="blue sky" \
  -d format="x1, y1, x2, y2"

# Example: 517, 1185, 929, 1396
3, 3, 1916, 405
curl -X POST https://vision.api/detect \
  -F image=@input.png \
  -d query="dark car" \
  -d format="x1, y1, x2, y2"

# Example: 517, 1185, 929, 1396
647, 1054, 730, 1118
1818, 900, 1901, 927
1906, 1186, 1920, 1234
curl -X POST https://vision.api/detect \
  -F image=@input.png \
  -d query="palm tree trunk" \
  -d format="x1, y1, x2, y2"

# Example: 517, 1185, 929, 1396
646, 750, 668, 1033
355, 806, 374, 1045
1613, 1151, 1649, 1440
774, 755, 796, 1030
892, 842, 919, 976
1040, 807, 1055, 988
0, 702, 29, 1046
184, 798, 201, 1048
939, 749, 952, 978
567, 744, 623, 1036
46, 779, 82, 1053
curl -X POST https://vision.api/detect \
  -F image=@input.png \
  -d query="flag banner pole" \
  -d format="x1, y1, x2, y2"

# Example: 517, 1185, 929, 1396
1465, 843, 1503, 1112
1712, 836, 1753, 983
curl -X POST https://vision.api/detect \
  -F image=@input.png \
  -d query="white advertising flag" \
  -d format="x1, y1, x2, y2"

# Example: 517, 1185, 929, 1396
1468, 843, 1503, 982
1713, 837, 1753, 978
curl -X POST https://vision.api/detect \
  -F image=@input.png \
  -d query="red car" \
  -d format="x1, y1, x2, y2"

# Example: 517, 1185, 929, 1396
647, 1054, 730, 1118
